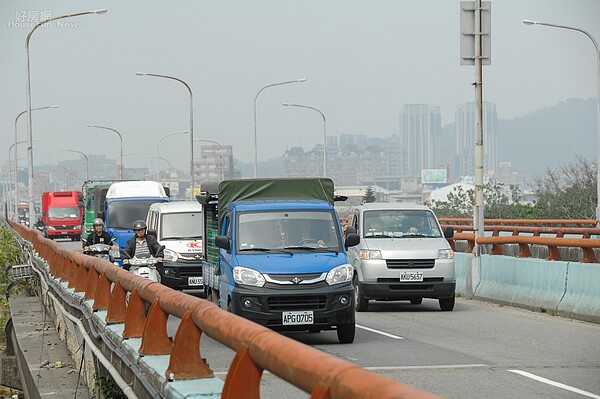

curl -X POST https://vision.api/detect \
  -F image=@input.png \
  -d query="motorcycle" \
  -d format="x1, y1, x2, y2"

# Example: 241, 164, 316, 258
128, 253, 161, 283
83, 238, 118, 264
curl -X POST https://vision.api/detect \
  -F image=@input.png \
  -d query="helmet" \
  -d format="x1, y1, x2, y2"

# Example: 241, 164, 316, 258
133, 220, 147, 230
93, 218, 104, 227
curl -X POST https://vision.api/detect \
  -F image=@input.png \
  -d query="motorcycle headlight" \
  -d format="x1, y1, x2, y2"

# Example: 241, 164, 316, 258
164, 248, 178, 262
438, 249, 454, 259
359, 250, 382, 260
326, 264, 353, 285
233, 266, 265, 287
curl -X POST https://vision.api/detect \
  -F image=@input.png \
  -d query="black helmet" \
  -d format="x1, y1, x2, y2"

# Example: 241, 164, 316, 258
93, 218, 104, 227
133, 220, 147, 230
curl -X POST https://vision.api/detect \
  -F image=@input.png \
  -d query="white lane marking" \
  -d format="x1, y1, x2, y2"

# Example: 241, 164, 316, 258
509, 370, 600, 399
356, 324, 404, 339
366, 364, 488, 371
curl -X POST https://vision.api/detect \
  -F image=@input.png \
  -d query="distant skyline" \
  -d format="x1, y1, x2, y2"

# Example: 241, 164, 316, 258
1, 0, 598, 174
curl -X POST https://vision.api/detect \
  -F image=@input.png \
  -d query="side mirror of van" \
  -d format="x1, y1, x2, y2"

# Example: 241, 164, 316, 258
444, 226, 454, 239
345, 226, 357, 236
344, 233, 360, 249
147, 229, 157, 238
215, 235, 231, 251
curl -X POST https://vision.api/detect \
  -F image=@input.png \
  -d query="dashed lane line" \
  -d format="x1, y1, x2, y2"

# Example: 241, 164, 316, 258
509, 369, 600, 399
356, 324, 404, 339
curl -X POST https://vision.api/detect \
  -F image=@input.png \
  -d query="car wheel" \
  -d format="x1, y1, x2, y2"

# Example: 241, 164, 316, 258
353, 275, 368, 312
439, 296, 455, 311
410, 298, 423, 305
337, 322, 355, 344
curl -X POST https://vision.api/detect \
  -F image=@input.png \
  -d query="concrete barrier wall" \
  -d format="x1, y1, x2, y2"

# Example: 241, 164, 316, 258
454, 253, 600, 324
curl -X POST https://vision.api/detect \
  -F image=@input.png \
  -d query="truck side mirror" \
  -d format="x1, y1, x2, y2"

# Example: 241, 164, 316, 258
215, 235, 230, 251
344, 226, 357, 236
98, 211, 104, 220
344, 233, 360, 249
444, 226, 454, 239
147, 229, 157, 238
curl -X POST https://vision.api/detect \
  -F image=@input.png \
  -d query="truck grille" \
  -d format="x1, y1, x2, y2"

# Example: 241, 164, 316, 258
267, 295, 327, 311
386, 259, 435, 269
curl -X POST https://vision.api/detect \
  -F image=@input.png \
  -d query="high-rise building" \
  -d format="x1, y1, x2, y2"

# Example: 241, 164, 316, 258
454, 101, 497, 178
398, 104, 442, 177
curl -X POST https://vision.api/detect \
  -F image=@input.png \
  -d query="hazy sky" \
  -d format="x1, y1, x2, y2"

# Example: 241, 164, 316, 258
1, 0, 598, 173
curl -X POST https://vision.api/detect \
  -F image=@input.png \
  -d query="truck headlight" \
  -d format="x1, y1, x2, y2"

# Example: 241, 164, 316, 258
164, 248, 178, 262
233, 266, 265, 287
359, 250, 382, 260
326, 264, 353, 285
438, 249, 454, 259
47, 226, 55, 230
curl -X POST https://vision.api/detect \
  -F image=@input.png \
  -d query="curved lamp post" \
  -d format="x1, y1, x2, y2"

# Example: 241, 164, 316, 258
13, 106, 56, 218
136, 72, 194, 197
523, 19, 600, 225
282, 102, 327, 177
86, 124, 123, 179
147, 156, 173, 184
8, 139, 38, 219
25, 9, 107, 223
156, 130, 188, 180
62, 149, 89, 181
194, 138, 225, 180
253, 78, 307, 177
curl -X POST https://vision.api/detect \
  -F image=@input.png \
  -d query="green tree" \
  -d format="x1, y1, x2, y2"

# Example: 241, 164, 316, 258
533, 156, 597, 219
362, 186, 376, 203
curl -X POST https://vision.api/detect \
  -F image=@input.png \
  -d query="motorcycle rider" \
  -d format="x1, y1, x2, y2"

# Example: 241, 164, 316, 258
121, 220, 164, 271
83, 218, 116, 251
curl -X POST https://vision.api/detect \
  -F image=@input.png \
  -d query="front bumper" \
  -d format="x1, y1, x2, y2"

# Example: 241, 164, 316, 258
230, 282, 355, 331
360, 279, 456, 300
159, 260, 203, 290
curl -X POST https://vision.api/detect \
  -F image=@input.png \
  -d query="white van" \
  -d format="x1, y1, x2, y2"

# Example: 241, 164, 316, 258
347, 203, 455, 311
146, 201, 203, 290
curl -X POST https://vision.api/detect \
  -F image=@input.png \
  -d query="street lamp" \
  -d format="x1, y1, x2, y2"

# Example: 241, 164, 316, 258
156, 130, 188, 180
282, 102, 327, 177
253, 78, 308, 177
194, 138, 225, 180
62, 149, 89, 181
8, 139, 38, 219
135, 72, 195, 197
25, 9, 107, 223
523, 19, 600, 225
147, 156, 173, 184
14, 105, 58, 219
86, 124, 123, 179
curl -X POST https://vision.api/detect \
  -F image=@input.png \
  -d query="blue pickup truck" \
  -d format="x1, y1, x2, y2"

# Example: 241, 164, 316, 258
197, 178, 360, 343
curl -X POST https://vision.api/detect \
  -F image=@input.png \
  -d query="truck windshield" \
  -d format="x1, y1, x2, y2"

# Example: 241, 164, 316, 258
363, 210, 442, 238
106, 200, 167, 230
48, 206, 79, 218
161, 212, 203, 239
237, 210, 341, 251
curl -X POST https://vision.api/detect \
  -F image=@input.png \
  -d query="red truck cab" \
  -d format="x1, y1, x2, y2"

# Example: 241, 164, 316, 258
42, 191, 83, 241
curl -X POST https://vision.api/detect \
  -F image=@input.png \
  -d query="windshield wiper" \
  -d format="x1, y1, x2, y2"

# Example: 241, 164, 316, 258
365, 234, 392, 238
239, 247, 292, 254
162, 236, 202, 240
283, 246, 317, 251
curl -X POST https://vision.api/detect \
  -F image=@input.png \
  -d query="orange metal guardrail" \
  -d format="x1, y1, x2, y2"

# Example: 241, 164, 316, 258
439, 217, 597, 228
8, 220, 443, 399
446, 231, 600, 263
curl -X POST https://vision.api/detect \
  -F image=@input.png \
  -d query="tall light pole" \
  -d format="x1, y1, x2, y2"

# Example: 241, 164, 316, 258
62, 149, 89, 181
523, 19, 600, 225
25, 9, 107, 223
8, 139, 38, 219
14, 105, 58, 218
194, 138, 225, 180
135, 72, 195, 197
282, 103, 327, 177
147, 156, 173, 184
253, 78, 307, 177
86, 124, 123, 179
156, 130, 188, 180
